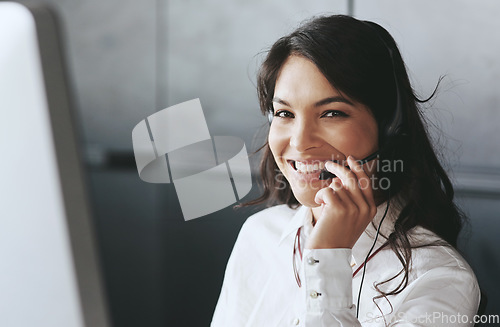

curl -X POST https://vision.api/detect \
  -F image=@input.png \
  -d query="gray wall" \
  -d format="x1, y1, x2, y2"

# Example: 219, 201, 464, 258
22, 0, 500, 325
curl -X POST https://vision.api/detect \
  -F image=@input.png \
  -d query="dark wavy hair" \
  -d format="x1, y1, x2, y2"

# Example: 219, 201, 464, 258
246, 14, 465, 304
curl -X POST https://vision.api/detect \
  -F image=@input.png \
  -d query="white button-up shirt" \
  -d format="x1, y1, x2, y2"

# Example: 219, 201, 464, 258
211, 203, 480, 326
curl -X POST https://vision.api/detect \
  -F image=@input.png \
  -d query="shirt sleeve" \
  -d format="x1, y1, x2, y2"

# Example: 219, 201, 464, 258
211, 227, 250, 327
301, 249, 481, 327
211, 216, 265, 327
302, 248, 362, 326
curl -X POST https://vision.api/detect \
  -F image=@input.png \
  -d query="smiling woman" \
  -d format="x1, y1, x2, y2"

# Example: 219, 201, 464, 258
211, 15, 480, 326
269, 55, 379, 211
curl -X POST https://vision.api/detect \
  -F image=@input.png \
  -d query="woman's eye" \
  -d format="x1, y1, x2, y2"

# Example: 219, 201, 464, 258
321, 110, 348, 118
274, 110, 294, 118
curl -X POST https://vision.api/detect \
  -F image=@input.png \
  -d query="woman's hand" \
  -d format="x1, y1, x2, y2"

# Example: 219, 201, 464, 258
306, 155, 378, 249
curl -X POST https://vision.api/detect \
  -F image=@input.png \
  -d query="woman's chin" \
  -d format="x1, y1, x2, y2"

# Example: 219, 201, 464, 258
291, 190, 321, 208
286, 175, 330, 208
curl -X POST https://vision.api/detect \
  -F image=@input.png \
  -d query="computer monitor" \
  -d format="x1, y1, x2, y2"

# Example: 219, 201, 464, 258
0, 2, 110, 327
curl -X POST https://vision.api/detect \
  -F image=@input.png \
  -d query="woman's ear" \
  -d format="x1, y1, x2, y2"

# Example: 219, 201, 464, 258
267, 110, 274, 125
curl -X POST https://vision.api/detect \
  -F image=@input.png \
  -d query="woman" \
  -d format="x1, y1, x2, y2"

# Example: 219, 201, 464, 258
212, 15, 480, 326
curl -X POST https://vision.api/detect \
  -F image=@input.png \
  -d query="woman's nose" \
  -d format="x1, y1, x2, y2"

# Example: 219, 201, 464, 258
289, 119, 322, 152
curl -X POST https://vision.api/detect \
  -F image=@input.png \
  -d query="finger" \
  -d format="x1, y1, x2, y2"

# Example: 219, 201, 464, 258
347, 155, 376, 208
314, 186, 350, 225
325, 160, 364, 199
326, 158, 375, 221
328, 177, 353, 204
314, 186, 341, 208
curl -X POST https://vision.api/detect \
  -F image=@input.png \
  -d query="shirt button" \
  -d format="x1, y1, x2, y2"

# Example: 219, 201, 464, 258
307, 257, 316, 265
293, 318, 300, 325
310, 291, 319, 298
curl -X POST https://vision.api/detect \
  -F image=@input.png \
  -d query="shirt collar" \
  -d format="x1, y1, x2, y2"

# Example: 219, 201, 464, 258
278, 205, 311, 245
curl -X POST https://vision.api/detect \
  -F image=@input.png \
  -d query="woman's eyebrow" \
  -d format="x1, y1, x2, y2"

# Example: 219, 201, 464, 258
272, 96, 354, 108
272, 97, 291, 107
314, 96, 354, 107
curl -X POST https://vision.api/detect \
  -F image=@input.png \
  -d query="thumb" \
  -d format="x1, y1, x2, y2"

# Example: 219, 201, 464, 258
314, 187, 340, 218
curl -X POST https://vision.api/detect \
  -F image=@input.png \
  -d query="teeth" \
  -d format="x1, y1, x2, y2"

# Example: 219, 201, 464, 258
294, 161, 326, 174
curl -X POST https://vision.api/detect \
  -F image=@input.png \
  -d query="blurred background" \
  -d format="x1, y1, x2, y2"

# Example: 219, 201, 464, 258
13, 0, 500, 325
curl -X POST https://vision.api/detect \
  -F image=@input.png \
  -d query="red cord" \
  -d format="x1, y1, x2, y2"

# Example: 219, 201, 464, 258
293, 227, 302, 287
352, 242, 388, 277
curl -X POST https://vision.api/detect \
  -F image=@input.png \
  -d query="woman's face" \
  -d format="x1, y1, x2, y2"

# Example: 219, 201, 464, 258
269, 55, 379, 208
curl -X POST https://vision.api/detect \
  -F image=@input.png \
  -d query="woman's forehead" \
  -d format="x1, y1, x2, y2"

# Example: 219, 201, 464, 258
274, 56, 339, 100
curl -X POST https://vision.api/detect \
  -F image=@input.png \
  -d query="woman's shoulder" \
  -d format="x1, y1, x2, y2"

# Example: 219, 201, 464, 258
374, 227, 480, 308
229, 205, 301, 268
236, 204, 300, 241
408, 226, 478, 283
246, 204, 299, 221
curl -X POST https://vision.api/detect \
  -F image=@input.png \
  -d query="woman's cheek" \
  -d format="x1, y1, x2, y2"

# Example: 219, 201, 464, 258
268, 127, 287, 167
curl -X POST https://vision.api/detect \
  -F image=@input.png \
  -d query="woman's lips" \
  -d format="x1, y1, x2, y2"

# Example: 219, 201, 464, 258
288, 160, 325, 174
287, 159, 344, 173
285, 159, 346, 183
285, 160, 335, 184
